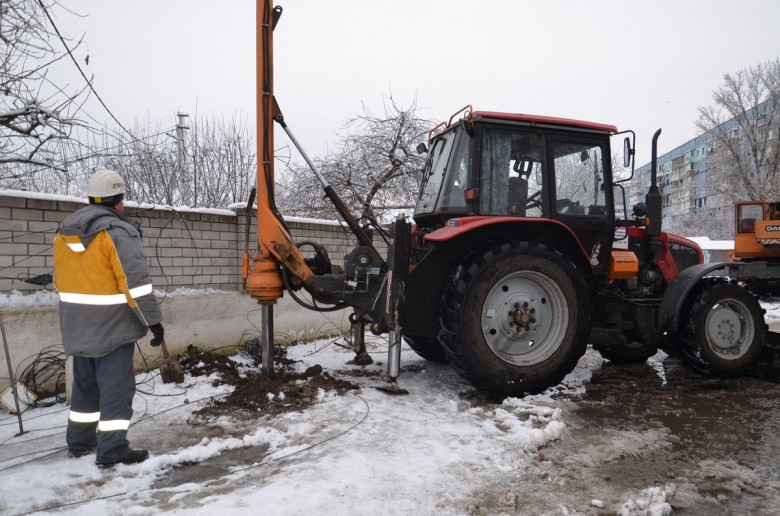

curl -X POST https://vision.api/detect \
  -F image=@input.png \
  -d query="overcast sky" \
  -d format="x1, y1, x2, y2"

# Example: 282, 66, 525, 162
52, 0, 780, 168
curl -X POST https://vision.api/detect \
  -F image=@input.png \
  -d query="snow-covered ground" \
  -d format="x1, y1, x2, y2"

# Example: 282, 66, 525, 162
2, 301, 780, 515
762, 298, 780, 325
0, 337, 616, 516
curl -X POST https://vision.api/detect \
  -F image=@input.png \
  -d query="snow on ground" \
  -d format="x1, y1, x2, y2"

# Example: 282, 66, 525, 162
0, 290, 59, 308
761, 298, 780, 324
0, 337, 596, 516
3, 302, 779, 515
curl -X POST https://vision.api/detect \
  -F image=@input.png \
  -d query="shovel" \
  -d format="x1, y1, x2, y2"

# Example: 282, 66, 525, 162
159, 340, 184, 384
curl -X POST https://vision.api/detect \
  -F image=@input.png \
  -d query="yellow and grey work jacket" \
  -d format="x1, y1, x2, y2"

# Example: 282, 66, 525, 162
53, 204, 162, 357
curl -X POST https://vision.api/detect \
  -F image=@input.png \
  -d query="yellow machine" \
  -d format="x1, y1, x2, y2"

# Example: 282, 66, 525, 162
733, 200, 780, 260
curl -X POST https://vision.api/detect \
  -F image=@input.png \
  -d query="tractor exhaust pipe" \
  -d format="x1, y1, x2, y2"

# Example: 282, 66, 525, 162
645, 129, 663, 239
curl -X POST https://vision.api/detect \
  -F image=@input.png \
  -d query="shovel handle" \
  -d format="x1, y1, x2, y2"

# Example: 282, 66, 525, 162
160, 340, 170, 361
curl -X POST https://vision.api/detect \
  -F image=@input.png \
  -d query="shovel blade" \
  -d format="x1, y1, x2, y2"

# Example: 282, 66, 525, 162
161, 362, 184, 384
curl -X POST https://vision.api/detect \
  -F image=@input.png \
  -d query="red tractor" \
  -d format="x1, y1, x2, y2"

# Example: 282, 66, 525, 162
246, 1, 766, 396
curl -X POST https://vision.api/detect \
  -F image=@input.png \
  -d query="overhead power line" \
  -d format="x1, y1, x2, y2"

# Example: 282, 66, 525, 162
37, 0, 136, 140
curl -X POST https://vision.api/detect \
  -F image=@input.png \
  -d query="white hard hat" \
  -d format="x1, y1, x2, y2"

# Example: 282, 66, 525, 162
86, 169, 126, 199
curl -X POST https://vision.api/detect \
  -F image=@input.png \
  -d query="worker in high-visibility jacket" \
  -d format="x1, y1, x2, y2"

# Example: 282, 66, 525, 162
54, 169, 164, 468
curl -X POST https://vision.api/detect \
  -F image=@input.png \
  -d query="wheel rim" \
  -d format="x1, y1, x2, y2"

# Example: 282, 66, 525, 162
481, 270, 568, 366
704, 299, 755, 359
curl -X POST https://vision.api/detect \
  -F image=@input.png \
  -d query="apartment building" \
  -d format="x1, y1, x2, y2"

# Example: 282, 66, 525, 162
629, 100, 777, 236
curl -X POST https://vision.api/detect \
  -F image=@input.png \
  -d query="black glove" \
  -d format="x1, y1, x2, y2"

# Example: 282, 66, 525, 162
149, 323, 164, 347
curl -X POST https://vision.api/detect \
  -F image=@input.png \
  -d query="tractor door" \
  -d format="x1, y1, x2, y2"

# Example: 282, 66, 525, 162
548, 136, 614, 277
477, 126, 546, 218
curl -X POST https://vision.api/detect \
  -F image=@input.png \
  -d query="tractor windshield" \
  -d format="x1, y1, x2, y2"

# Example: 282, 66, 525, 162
415, 127, 471, 216
436, 130, 471, 212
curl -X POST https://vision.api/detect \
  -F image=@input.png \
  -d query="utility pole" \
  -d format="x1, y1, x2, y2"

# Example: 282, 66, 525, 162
175, 112, 189, 169
175, 112, 190, 204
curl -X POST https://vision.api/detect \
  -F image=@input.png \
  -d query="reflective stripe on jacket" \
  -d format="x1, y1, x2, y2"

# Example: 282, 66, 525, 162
54, 204, 162, 357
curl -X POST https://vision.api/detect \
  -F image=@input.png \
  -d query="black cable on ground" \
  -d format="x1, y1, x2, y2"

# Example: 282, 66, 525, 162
134, 342, 187, 397
14, 346, 67, 408
0, 426, 68, 447
0, 446, 65, 464
0, 391, 230, 472
12, 392, 370, 516
0, 407, 68, 427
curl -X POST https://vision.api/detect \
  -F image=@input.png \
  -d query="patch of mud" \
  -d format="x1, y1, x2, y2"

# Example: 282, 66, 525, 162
336, 368, 383, 378
334, 363, 425, 379
152, 443, 272, 492
461, 351, 780, 515
181, 347, 359, 418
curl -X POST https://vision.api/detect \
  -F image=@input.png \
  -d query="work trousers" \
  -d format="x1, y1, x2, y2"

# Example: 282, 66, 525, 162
66, 342, 136, 463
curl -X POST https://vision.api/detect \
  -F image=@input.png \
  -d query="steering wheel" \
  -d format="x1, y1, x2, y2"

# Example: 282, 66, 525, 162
557, 198, 576, 213
525, 190, 542, 211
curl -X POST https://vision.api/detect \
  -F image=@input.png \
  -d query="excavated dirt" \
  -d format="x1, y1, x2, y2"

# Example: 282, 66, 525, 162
179, 345, 244, 385
179, 345, 358, 417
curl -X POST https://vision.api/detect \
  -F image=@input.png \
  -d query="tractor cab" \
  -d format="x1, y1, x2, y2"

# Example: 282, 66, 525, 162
733, 200, 780, 260
413, 108, 620, 277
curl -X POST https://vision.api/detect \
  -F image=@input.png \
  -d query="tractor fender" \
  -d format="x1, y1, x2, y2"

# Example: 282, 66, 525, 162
424, 216, 591, 267
657, 261, 738, 334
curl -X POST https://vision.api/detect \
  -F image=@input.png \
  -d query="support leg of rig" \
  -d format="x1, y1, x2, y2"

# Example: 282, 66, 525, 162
260, 304, 274, 379
375, 215, 411, 395
347, 318, 373, 366
375, 327, 408, 395
387, 328, 401, 381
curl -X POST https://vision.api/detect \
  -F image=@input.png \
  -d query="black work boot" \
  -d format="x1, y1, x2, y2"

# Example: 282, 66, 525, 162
97, 448, 149, 469
68, 447, 96, 458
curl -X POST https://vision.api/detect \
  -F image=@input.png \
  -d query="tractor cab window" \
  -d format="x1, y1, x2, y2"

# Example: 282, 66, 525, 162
552, 141, 607, 217
480, 128, 544, 217
737, 203, 763, 233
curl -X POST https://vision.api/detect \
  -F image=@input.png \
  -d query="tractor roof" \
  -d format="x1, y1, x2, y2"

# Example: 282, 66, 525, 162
471, 111, 618, 134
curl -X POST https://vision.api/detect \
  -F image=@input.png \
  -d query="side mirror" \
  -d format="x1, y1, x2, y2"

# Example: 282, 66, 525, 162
416, 142, 428, 155
623, 137, 633, 168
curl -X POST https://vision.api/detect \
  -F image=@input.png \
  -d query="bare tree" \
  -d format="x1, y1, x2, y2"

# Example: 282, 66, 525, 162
103, 127, 178, 205
0, 0, 88, 186
669, 207, 733, 240
187, 115, 256, 208
276, 96, 430, 225
102, 116, 256, 208
696, 58, 780, 202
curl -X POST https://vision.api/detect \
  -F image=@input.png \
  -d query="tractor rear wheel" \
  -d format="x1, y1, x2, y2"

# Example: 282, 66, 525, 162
403, 335, 447, 363
682, 282, 766, 376
440, 242, 589, 396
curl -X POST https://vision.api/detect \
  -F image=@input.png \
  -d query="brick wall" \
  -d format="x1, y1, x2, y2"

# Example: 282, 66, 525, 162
0, 190, 386, 294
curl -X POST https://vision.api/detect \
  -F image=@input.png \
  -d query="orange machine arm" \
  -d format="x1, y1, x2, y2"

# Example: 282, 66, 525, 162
246, 0, 315, 304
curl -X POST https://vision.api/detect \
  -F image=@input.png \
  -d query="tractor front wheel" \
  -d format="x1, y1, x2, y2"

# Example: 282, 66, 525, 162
594, 341, 658, 364
682, 282, 766, 376
593, 332, 658, 364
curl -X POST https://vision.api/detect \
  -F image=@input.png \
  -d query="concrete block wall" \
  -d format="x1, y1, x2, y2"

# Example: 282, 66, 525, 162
0, 195, 61, 293
0, 189, 393, 395
0, 191, 387, 293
